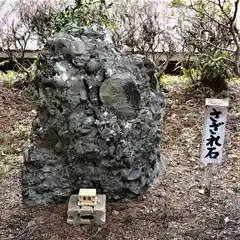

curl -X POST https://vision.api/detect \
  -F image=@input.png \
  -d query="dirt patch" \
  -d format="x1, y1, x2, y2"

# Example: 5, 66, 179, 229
0, 86, 239, 240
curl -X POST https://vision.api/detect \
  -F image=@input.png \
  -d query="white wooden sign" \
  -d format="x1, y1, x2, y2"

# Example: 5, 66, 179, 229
200, 98, 229, 165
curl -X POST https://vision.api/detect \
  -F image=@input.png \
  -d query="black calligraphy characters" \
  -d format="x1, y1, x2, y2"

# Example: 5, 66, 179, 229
205, 108, 224, 159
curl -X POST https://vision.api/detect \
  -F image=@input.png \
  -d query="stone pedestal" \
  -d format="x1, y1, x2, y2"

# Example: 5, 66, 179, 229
67, 194, 106, 225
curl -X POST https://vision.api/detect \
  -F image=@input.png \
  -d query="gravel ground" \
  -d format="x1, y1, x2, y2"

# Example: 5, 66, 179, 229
0, 85, 239, 240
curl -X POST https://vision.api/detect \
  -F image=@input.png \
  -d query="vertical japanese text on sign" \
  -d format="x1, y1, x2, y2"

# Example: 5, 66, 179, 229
200, 99, 228, 164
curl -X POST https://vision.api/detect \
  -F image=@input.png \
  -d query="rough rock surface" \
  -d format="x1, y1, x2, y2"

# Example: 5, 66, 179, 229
22, 24, 166, 206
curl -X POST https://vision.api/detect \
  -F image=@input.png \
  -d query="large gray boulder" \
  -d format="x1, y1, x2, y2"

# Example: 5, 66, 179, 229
22, 25, 166, 206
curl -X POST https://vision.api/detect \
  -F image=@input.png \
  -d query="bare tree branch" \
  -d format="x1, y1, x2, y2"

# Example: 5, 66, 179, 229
109, 0, 176, 72
174, 0, 240, 76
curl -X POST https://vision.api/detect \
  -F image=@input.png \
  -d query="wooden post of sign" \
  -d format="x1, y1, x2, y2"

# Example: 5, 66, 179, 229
200, 98, 229, 196
203, 164, 213, 196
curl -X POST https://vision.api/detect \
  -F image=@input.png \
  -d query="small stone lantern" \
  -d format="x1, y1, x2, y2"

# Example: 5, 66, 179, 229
78, 188, 97, 207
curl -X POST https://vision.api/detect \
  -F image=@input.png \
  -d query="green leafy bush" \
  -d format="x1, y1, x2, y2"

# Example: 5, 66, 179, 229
49, 0, 114, 32
199, 52, 231, 92
180, 51, 231, 92
168, 0, 240, 92
0, 70, 33, 89
0, 57, 38, 100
